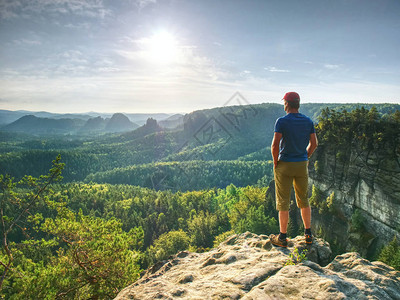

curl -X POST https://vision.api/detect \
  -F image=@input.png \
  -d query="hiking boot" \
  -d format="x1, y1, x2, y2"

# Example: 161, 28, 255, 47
270, 234, 288, 248
305, 234, 313, 244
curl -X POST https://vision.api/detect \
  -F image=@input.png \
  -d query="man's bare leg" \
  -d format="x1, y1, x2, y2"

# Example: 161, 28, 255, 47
300, 206, 311, 229
279, 210, 289, 234
270, 210, 290, 247
301, 206, 313, 244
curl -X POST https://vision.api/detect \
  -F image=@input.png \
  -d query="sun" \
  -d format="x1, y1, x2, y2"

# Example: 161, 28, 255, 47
147, 31, 179, 64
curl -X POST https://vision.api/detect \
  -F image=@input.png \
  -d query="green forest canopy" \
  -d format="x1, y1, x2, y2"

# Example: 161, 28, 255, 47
0, 105, 399, 298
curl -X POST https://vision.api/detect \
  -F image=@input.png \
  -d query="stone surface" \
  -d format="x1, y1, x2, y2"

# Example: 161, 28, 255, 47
114, 232, 400, 300
244, 253, 400, 300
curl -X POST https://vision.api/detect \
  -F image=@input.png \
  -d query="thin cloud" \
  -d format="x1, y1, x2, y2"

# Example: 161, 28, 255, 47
324, 64, 340, 70
0, 0, 111, 20
135, 0, 157, 9
264, 66, 290, 73
239, 70, 251, 77
13, 39, 42, 45
2, 66, 400, 113
0, 0, 21, 19
64, 22, 92, 30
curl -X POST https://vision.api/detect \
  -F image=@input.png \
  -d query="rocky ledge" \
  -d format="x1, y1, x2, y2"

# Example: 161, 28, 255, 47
115, 232, 400, 299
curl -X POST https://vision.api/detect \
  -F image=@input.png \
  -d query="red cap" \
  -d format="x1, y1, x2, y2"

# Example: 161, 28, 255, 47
282, 92, 300, 102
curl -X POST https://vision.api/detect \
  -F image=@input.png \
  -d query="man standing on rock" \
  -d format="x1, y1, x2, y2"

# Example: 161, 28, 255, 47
270, 92, 318, 247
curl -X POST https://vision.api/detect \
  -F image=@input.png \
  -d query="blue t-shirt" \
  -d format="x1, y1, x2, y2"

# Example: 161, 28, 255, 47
274, 113, 315, 162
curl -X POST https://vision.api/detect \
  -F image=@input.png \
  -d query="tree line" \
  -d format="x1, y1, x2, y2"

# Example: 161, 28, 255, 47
84, 160, 273, 191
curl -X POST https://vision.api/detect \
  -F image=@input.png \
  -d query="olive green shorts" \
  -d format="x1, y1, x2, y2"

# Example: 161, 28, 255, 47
274, 161, 310, 211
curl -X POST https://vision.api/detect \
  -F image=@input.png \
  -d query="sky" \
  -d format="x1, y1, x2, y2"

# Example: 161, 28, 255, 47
0, 0, 399, 113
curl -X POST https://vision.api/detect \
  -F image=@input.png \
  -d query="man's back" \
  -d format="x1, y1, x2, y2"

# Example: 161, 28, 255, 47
274, 113, 315, 162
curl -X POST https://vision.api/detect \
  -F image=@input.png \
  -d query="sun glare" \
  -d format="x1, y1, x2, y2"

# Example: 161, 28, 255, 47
147, 31, 179, 64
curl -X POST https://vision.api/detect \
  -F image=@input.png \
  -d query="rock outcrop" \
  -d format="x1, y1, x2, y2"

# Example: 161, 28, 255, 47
115, 232, 400, 299
105, 113, 137, 132
308, 141, 400, 256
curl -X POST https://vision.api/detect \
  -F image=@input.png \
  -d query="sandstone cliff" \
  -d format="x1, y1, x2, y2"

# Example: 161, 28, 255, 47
308, 141, 400, 256
115, 232, 400, 299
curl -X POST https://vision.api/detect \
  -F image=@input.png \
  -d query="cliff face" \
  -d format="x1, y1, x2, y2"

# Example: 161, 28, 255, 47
308, 142, 400, 256
115, 232, 400, 299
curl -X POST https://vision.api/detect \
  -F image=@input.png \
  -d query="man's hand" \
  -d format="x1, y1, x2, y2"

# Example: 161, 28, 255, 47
271, 132, 282, 168
307, 133, 318, 159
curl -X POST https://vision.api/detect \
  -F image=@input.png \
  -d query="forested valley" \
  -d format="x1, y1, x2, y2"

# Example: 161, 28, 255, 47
0, 102, 399, 298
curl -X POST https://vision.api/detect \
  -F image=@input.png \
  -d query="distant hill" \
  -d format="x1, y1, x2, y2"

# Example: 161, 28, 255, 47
0, 109, 176, 130
29, 111, 93, 120
125, 113, 174, 126
80, 116, 108, 133
0, 109, 93, 126
0, 110, 27, 126
2, 115, 85, 135
2, 113, 140, 135
105, 113, 139, 132
159, 114, 184, 129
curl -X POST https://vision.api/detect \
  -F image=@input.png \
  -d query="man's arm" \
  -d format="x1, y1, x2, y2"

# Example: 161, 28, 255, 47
271, 132, 282, 168
307, 133, 318, 159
